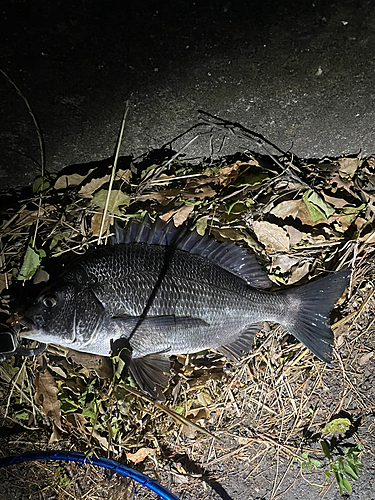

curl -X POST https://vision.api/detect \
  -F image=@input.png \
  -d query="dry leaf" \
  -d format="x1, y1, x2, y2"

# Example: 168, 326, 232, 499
322, 193, 350, 209
272, 255, 299, 273
288, 261, 311, 284
35, 369, 62, 430
219, 163, 240, 186
91, 189, 130, 215
126, 447, 156, 464
284, 225, 304, 245
253, 221, 290, 253
91, 212, 111, 237
160, 205, 194, 226
338, 157, 360, 178
270, 200, 301, 219
67, 350, 113, 379
79, 174, 110, 198
358, 351, 373, 366
54, 171, 94, 190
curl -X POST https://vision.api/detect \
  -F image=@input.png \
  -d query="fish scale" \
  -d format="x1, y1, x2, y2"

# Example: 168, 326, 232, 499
21, 216, 350, 400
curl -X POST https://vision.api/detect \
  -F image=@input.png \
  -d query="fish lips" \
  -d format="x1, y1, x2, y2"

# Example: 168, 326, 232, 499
20, 317, 75, 344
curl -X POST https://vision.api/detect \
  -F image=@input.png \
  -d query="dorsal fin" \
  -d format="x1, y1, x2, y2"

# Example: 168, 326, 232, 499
111, 215, 271, 289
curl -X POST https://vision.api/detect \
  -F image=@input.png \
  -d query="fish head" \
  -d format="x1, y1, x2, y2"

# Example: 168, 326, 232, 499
20, 281, 79, 346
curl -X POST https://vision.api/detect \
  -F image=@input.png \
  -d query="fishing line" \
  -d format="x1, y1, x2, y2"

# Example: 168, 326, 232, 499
0, 450, 180, 500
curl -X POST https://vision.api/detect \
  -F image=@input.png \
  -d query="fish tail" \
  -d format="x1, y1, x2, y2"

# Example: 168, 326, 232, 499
281, 270, 350, 364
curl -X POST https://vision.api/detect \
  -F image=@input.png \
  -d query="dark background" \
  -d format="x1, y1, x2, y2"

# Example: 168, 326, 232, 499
1, 0, 374, 187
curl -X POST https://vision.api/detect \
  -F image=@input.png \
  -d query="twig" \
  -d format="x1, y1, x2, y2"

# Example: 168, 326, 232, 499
98, 101, 129, 244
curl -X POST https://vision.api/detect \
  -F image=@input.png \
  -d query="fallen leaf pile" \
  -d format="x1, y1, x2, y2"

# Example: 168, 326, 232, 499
0, 146, 374, 460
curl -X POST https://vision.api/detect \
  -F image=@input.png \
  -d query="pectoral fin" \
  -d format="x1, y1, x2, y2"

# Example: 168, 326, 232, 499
218, 323, 260, 361
129, 354, 171, 401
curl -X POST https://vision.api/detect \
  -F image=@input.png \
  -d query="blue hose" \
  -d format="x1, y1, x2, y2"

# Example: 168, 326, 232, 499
0, 450, 180, 500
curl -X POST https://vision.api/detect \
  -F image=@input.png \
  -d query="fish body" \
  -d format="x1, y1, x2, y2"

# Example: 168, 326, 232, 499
21, 217, 349, 398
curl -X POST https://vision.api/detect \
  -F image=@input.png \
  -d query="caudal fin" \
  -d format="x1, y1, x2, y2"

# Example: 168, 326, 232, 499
282, 270, 350, 364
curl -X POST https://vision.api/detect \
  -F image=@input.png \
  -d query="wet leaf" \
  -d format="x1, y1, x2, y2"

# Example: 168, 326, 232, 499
91, 189, 130, 216
253, 221, 290, 253
17, 245, 46, 281
126, 447, 156, 464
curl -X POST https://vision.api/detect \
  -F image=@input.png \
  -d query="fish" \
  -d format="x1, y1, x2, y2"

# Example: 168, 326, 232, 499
20, 216, 350, 399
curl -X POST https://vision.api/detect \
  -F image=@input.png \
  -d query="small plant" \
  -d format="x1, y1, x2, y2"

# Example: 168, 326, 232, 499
299, 442, 363, 495
321, 441, 363, 496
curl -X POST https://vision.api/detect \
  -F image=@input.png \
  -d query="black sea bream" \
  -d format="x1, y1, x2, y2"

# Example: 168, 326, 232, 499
21, 217, 349, 398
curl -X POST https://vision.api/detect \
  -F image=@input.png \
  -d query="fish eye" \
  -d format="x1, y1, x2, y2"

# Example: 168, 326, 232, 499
42, 295, 57, 308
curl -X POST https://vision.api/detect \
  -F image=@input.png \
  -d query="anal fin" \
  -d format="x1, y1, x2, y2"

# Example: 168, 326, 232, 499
218, 323, 260, 362
129, 354, 171, 401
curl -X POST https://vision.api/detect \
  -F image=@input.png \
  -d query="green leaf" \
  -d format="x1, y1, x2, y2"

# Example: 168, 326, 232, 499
14, 410, 29, 420
310, 459, 322, 468
343, 463, 358, 481
301, 452, 309, 459
235, 168, 270, 187
334, 471, 344, 496
49, 232, 70, 250
341, 475, 353, 493
91, 189, 130, 216
60, 399, 79, 414
33, 176, 51, 194
320, 440, 332, 460
17, 244, 45, 281
302, 189, 335, 222
322, 418, 352, 435
140, 163, 160, 180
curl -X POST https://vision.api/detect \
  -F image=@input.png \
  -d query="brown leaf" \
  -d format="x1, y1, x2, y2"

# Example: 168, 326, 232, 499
67, 350, 113, 379
79, 174, 110, 198
126, 448, 156, 464
358, 351, 373, 366
35, 369, 62, 430
284, 225, 305, 245
253, 221, 290, 253
54, 171, 94, 190
322, 193, 350, 209
270, 200, 301, 219
219, 163, 240, 186
271, 255, 299, 273
160, 205, 194, 226
288, 261, 311, 285
338, 157, 360, 178
91, 212, 111, 237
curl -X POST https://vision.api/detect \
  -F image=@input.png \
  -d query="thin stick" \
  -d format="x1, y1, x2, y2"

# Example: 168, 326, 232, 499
0, 69, 45, 176
98, 101, 129, 244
